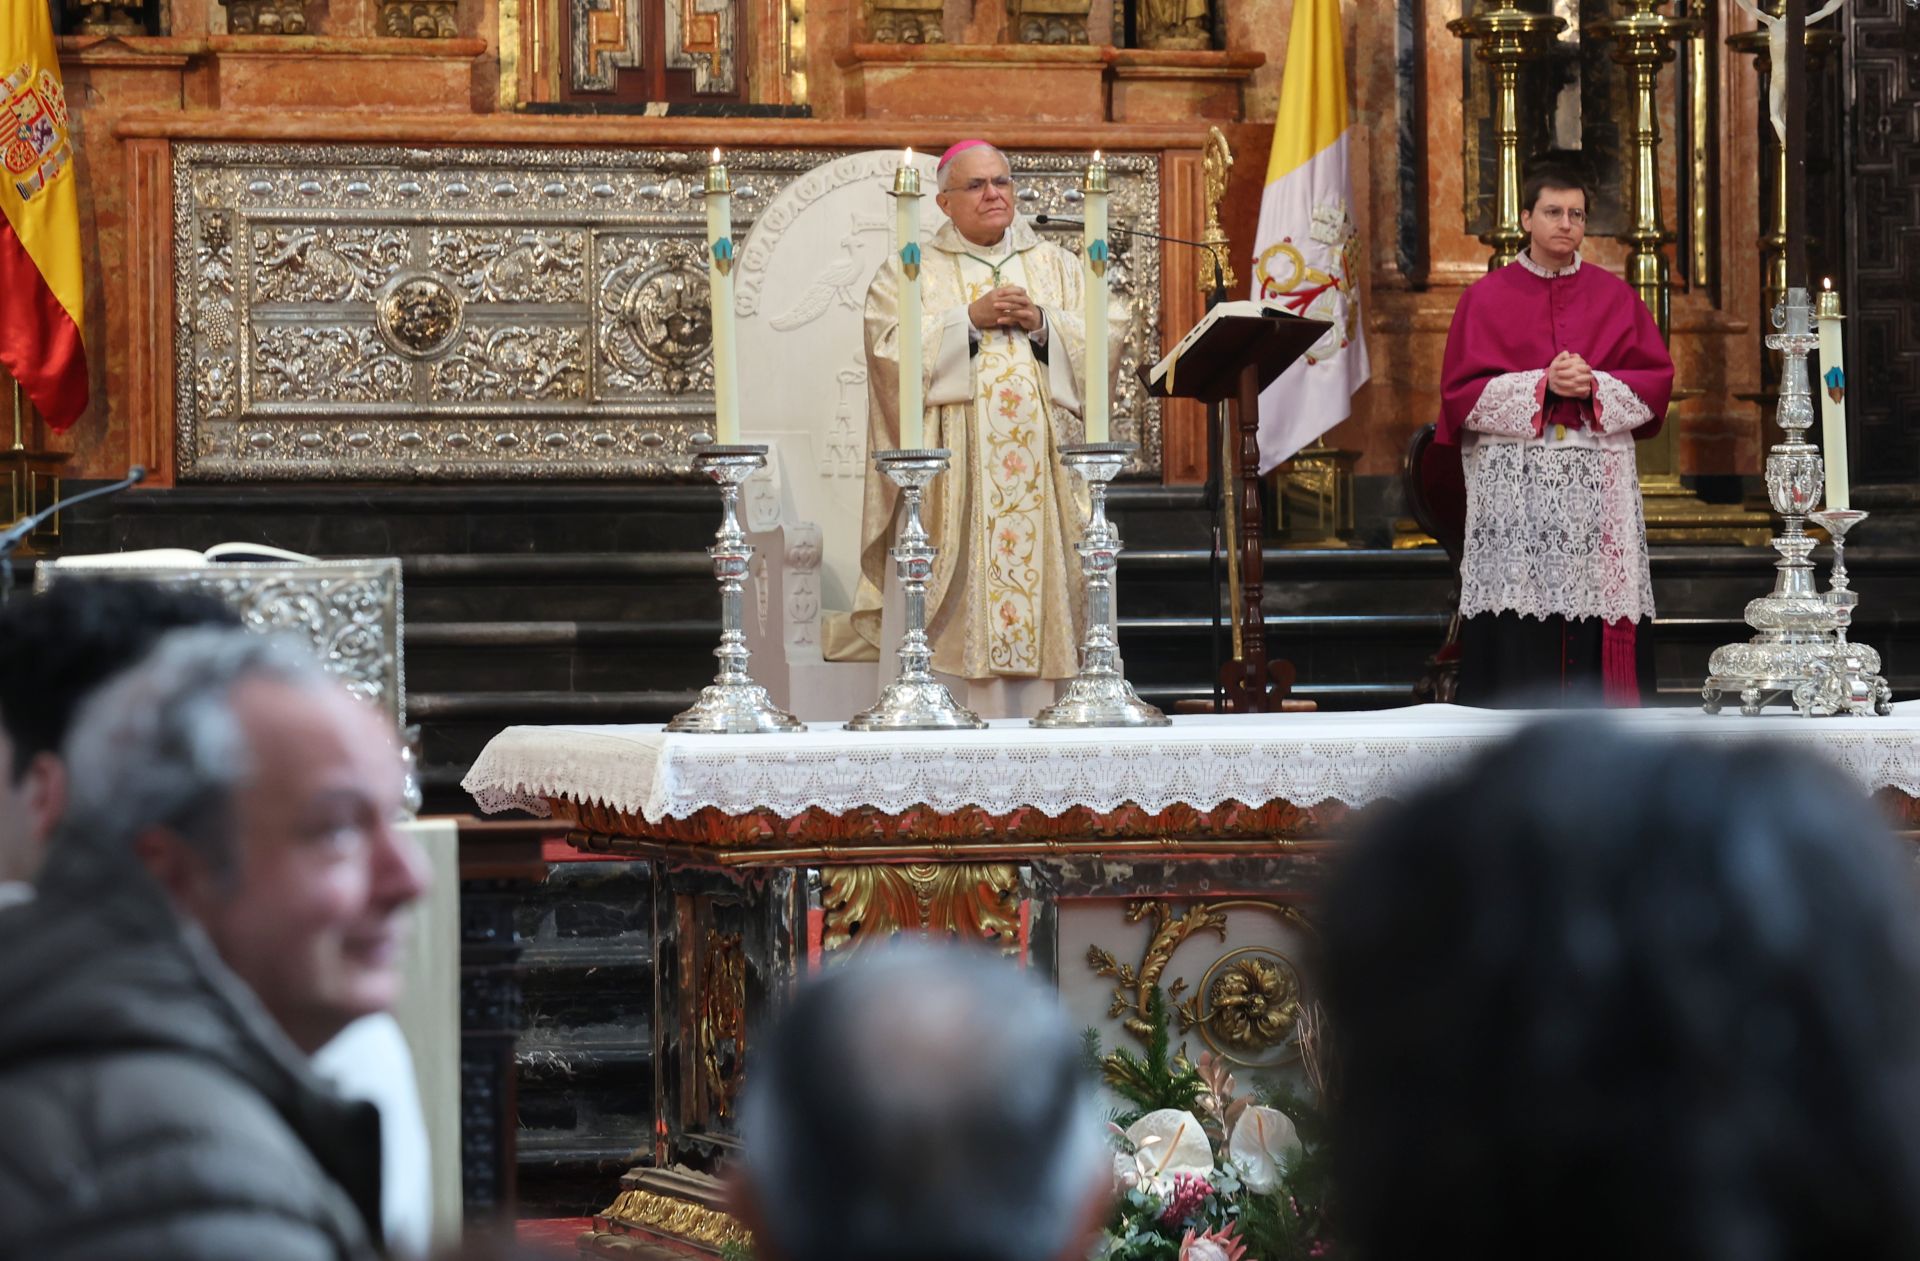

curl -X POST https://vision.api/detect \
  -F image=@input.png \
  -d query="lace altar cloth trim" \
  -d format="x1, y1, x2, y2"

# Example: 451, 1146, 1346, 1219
463, 705, 1920, 823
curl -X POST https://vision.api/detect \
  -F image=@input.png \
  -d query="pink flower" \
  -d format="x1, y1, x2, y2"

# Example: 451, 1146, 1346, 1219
1158, 1171, 1211, 1225
1179, 1225, 1248, 1261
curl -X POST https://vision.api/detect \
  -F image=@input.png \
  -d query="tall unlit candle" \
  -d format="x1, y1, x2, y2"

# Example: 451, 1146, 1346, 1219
895, 150, 925, 450
706, 149, 739, 445
1816, 278, 1850, 512
1083, 151, 1110, 444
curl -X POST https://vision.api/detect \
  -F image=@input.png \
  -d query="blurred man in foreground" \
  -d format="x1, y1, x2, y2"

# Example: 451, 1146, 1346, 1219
0, 628, 428, 1258
0, 578, 237, 904
1322, 720, 1920, 1261
734, 945, 1110, 1261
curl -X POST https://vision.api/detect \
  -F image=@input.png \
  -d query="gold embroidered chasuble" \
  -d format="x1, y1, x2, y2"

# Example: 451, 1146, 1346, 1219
842, 217, 1125, 682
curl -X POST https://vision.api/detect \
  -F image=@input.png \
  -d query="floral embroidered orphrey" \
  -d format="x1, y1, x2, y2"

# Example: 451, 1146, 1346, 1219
846, 216, 1126, 682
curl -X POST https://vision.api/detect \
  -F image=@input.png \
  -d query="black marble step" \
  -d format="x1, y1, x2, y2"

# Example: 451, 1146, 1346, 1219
405, 620, 717, 694
511, 859, 657, 1219
86, 483, 724, 557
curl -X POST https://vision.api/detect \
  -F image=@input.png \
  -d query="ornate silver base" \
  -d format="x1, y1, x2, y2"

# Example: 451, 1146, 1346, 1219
1033, 442, 1169, 729
846, 449, 985, 732
667, 445, 806, 735
1701, 292, 1891, 719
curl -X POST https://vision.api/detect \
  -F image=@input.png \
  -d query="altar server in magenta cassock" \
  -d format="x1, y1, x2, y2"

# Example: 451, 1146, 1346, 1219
1436, 168, 1674, 707
836, 140, 1126, 719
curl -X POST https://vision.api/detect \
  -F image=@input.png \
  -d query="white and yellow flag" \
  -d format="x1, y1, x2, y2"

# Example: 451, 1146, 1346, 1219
1252, 0, 1368, 472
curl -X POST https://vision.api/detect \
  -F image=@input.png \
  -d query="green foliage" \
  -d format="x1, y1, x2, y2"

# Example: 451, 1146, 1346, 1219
718, 1242, 755, 1261
1087, 985, 1206, 1125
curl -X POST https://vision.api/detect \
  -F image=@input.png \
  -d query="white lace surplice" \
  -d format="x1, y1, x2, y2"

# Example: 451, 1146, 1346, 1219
1457, 364, 1656, 625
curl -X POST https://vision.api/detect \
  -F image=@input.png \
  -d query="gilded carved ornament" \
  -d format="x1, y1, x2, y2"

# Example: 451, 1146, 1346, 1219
1088, 899, 1313, 1068
1136, 0, 1211, 50
1011, 0, 1092, 44
864, 0, 943, 44
697, 928, 747, 1119
819, 862, 1022, 955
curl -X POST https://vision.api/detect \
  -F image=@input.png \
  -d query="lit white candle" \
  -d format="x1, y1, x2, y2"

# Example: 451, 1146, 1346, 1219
1083, 150, 1110, 444
894, 148, 924, 450
1816, 278, 1849, 512
705, 148, 739, 445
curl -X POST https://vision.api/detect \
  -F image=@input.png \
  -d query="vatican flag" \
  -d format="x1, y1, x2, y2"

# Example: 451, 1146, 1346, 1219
1, 0, 88, 431
1252, 0, 1367, 472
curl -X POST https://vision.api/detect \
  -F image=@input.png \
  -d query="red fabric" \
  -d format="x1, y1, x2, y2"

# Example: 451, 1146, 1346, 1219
1602, 618, 1640, 706
0, 221, 87, 432
1436, 258, 1672, 447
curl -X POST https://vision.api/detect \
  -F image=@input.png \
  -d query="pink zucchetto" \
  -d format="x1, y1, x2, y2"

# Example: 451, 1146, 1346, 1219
937, 139, 991, 170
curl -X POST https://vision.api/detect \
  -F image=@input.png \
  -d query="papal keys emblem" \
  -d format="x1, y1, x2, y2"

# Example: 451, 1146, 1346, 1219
4, 61, 71, 204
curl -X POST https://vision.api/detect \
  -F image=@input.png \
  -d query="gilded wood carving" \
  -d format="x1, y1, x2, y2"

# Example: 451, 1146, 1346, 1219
819, 862, 1022, 954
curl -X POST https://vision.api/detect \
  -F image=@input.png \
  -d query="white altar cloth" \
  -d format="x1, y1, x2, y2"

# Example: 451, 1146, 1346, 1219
463, 703, 1920, 824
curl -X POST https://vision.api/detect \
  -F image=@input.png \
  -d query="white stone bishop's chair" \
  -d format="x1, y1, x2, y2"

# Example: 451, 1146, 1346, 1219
735, 148, 948, 723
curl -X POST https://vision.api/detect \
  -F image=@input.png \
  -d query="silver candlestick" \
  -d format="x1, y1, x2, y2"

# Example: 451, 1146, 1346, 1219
846, 449, 985, 732
1798, 508, 1892, 716
1034, 442, 1169, 729
1702, 289, 1889, 717
667, 445, 805, 734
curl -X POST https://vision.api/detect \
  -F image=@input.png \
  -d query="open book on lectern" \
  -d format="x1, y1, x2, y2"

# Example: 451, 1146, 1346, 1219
1143, 301, 1331, 403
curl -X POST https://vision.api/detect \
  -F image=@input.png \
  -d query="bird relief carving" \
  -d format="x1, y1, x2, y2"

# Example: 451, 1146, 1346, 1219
769, 216, 888, 331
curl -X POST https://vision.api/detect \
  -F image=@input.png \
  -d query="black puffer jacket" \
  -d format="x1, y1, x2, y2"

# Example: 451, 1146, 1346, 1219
0, 835, 384, 1260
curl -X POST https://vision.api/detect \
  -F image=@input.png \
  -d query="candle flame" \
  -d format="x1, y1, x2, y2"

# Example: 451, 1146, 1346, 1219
711, 148, 722, 164
1094, 149, 1102, 162
1823, 276, 1834, 291
904, 147, 913, 162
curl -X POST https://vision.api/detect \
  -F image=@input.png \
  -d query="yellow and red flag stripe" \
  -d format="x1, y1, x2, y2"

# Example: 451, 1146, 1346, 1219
1, 0, 87, 431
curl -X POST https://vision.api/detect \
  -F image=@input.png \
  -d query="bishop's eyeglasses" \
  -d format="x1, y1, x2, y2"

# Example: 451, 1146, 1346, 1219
953, 175, 1016, 197
1533, 206, 1587, 225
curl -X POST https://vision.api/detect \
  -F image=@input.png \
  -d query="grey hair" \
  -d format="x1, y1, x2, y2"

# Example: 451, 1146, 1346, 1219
61, 626, 339, 877
936, 143, 1011, 193
741, 944, 1105, 1261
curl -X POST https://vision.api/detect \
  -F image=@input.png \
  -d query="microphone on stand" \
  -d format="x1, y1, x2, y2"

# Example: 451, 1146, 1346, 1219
1036, 213, 1238, 711
0, 466, 149, 606
1034, 214, 1231, 310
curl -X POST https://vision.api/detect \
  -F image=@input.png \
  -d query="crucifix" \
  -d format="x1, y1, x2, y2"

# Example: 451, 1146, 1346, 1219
1738, 0, 1920, 289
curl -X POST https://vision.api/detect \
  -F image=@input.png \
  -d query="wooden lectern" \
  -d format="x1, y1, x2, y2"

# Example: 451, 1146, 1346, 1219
1144, 307, 1332, 712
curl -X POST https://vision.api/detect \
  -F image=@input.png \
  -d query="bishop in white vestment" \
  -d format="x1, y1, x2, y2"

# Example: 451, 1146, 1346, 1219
835, 140, 1126, 716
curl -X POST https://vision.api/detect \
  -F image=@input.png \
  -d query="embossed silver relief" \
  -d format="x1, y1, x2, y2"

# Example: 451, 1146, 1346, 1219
430, 326, 589, 402
252, 326, 413, 403
599, 233, 713, 396
252, 225, 410, 304
173, 143, 1163, 481
429, 227, 587, 304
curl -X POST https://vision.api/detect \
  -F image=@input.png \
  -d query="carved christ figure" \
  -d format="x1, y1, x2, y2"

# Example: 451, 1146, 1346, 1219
1731, 0, 1846, 143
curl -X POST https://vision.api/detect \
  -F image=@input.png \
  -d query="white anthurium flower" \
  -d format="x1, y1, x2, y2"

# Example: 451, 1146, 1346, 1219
1227, 1105, 1302, 1195
1123, 1109, 1214, 1194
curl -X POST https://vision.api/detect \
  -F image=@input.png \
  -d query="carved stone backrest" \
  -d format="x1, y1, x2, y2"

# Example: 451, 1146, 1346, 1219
34, 557, 407, 727
736, 149, 948, 616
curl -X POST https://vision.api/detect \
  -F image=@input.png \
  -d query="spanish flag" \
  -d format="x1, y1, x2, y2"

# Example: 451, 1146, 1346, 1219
1251, 0, 1368, 472
1, 0, 87, 431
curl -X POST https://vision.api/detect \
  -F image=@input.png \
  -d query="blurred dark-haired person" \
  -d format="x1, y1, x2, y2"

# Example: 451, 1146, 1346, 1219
0, 628, 428, 1259
733, 944, 1110, 1261
1321, 720, 1920, 1261
1436, 169, 1673, 706
0, 577, 238, 904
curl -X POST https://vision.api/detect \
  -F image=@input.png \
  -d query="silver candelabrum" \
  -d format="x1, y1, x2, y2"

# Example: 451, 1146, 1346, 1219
846, 449, 985, 732
666, 445, 805, 734
1702, 289, 1891, 717
1033, 442, 1169, 729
